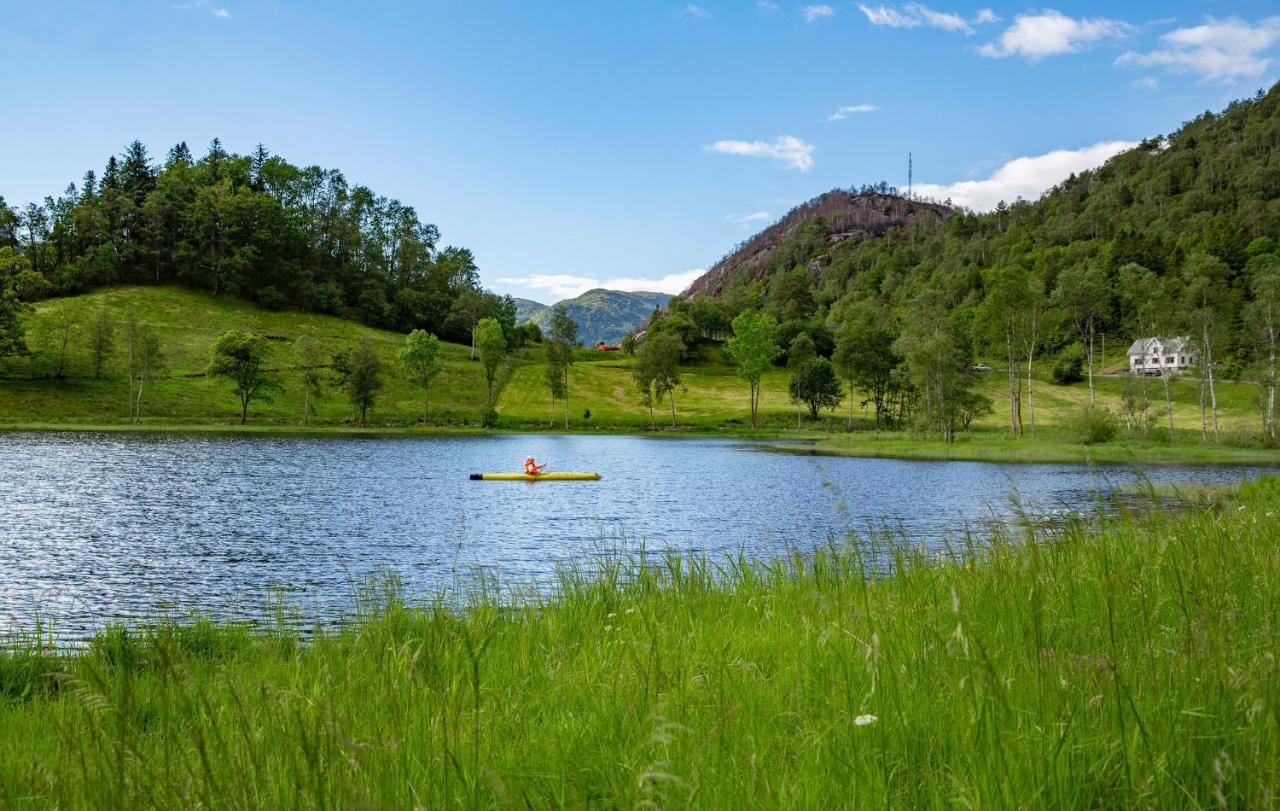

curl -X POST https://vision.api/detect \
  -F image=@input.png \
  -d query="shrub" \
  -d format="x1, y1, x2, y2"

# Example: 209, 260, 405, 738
1065, 405, 1120, 444
480, 406, 499, 428
1052, 343, 1086, 384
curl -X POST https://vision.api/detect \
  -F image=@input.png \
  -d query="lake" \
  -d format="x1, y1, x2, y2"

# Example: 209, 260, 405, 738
0, 431, 1271, 640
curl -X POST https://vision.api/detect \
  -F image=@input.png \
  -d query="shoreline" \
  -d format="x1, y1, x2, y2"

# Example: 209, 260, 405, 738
3, 419, 1279, 466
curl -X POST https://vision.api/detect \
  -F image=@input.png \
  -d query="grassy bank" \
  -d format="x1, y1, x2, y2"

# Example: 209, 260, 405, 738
3, 286, 1278, 467
797, 427, 1280, 466
4, 479, 1280, 807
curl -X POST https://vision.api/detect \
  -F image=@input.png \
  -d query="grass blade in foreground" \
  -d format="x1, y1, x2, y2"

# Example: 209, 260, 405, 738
2, 479, 1280, 807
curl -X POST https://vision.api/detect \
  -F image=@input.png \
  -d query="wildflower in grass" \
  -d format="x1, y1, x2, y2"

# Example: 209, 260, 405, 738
854, 714, 877, 726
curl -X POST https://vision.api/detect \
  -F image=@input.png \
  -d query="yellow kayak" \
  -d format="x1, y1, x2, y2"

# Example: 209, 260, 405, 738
469, 472, 601, 481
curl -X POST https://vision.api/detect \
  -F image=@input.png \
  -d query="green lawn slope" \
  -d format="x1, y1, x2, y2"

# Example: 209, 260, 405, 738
0, 286, 490, 428
3, 287, 1277, 466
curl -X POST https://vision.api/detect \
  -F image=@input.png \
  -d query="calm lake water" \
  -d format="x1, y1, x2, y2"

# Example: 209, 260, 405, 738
0, 431, 1272, 640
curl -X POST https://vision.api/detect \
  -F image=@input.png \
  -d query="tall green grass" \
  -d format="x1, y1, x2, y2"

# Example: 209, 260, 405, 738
3, 479, 1280, 807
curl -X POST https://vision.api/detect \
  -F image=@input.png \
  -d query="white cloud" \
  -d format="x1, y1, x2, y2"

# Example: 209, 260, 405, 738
757, 0, 779, 10
803, 5, 835, 24
978, 11, 1133, 61
728, 211, 773, 226
707, 135, 814, 171
912, 140, 1138, 211
857, 3, 992, 34
1116, 16, 1280, 83
828, 103, 879, 121
173, 0, 229, 18
497, 270, 706, 299
1132, 75, 1159, 89
679, 4, 712, 20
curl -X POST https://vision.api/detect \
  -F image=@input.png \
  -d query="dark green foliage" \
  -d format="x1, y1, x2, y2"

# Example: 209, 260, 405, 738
207, 330, 278, 424
1, 140, 508, 342
686, 84, 1280, 436
788, 357, 843, 419
635, 330, 685, 426
1065, 405, 1121, 444
343, 342, 383, 426
1053, 344, 1086, 384
480, 406, 499, 428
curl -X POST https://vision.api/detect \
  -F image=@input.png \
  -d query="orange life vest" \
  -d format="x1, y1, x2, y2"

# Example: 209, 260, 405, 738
524, 460, 539, 475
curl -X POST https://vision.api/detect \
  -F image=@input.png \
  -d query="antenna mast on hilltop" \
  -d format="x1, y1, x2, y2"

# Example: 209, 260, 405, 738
908, 152, 913, 200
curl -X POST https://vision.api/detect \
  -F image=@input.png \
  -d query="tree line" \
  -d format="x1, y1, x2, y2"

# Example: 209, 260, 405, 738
642, 83, 1280, 443
0, 139, 517, 344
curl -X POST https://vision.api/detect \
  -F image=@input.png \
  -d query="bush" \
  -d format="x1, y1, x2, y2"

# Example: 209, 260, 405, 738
1052, 343, 1086, 385
480, 407, 499, 428
1065, 405, 1120, 444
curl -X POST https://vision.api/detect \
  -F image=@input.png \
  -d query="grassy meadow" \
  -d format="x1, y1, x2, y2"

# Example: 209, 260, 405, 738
1, 286, 1277, 465
3, 477, 1280, 807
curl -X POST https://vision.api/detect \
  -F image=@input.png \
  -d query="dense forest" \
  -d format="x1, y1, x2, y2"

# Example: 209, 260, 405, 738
650, 83, 1280, 441
0, 139, 517, 346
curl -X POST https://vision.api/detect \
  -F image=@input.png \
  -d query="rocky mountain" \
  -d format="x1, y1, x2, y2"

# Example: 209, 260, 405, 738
681, 189, 953, 299
517, 289, 671, 345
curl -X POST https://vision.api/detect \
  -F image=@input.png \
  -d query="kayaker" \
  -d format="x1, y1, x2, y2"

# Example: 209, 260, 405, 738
524, 457, 546, 476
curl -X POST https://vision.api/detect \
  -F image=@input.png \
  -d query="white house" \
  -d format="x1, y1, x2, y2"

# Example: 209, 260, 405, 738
1127, 336, 1196, 375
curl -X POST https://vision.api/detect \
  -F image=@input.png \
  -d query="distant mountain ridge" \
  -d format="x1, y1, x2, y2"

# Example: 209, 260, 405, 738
516, 289, 671, 345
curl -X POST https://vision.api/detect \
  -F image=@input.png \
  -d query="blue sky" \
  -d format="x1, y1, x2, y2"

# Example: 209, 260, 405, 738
4, 2, 1278, 302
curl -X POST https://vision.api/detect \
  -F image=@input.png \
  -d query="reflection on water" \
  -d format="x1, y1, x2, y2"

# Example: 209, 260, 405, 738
0, 431, 1270, 639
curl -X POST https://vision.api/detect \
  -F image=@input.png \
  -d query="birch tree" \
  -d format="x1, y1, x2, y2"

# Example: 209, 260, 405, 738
1052, 262, 1111, 405
1247, 252, 1280, 441
1181, 252, 1232, 443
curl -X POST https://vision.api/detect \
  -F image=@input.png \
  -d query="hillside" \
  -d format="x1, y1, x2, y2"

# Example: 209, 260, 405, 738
0, 286, 490, 427
678, 86, 1280, 326
517, 288, 670, 345
512, 297, 546, 325
683, 189, 953, 299
0, 139, 512, 346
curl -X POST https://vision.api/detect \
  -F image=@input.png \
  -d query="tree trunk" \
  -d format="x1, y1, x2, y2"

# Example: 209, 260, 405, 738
1162, 370, 1175, 441
562, 369, 569, 430
1026, 347, 1036, 436
240, 394, 249, 425
1268, 320, 1276, 441
1205, 324, 1219, 443
1007, 331, 1018, 437
1086, 320, 1096, 405
847, 378, 855, 430
669, 387, 677, 428
423, 387, 430, 425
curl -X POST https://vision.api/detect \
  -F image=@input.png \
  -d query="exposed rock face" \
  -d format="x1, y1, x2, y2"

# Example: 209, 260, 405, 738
682, 191, 952, 299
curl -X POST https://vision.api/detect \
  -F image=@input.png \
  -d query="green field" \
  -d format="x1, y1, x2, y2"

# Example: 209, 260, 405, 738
0, 286, 491, 428
4, 477, 1280, 807
2, 287, 1277, 466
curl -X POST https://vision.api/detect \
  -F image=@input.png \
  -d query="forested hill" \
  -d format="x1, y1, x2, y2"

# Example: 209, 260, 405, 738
675, 82, 1280, 350
0, 140, 514, 345
683, 190, 952, 299
518, 289, 671, 345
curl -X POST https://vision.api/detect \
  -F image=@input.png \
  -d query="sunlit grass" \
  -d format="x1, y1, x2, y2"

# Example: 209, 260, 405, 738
4, 478, 1280, 807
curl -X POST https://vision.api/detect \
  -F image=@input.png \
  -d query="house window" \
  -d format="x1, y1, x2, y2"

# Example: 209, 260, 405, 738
1166, 356, 1174, 363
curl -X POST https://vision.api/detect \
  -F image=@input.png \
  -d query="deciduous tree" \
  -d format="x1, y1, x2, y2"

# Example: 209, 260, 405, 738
725, 309, 780, 428
399, 329, 443, 423
207, 330, 278, 425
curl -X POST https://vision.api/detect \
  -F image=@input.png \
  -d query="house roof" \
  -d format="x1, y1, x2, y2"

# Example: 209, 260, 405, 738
1127, 336, 1192, 355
